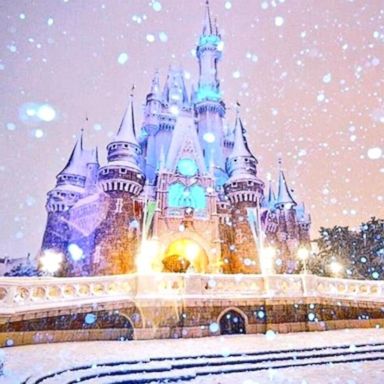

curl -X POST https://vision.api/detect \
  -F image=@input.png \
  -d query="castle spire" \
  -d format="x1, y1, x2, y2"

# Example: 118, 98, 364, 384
267, 179, 276, 208
229, 106, 253, 159
60, 130, 86, 176
225, 107, 261, 183
149, 70, 161, 100
202, 0, 213, 36
115, 86, 137, 145
276, 158, 297, 209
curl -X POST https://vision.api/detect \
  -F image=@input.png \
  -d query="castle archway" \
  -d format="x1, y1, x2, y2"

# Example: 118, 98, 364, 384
218, 309, 247, 335
162, 238, 208, 273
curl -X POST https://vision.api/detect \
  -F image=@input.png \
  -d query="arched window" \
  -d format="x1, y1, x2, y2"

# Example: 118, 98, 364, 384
168, 183, 206, 210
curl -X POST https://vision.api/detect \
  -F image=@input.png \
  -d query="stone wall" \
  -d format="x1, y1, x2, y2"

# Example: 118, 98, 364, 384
1, 296, 384, 347
1, 274, 384, 346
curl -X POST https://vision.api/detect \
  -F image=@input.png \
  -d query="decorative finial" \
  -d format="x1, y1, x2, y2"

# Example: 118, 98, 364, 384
130, 84, 135, 98
235, 101, 241, 116
278, 157, 282, 169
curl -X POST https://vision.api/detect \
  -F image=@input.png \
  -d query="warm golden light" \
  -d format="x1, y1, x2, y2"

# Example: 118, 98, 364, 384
163, 239, 207, 273
297, 247, 309, 261
39, 250, 63, 274
260, 246, 276, 275
136, 240, 159, 273
330, 261, 343, 275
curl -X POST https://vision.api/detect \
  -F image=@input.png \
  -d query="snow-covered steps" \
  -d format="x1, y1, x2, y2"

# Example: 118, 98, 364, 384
23, 342, 384, 384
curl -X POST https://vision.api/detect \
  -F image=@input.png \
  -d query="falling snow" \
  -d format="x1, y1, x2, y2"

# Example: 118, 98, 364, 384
0, 0, 383, 266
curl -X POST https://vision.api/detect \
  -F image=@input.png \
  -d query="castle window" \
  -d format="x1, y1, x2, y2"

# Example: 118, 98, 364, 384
177, 158, 198, 177
168, 182, 206, 210
120, 168, 127, 174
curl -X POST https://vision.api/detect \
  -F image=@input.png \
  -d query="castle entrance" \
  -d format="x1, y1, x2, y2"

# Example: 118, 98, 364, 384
162, 239, 208, 273
219, 310, 246, 335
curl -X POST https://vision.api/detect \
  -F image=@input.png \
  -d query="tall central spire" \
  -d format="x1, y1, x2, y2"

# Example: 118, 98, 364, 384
202, 0, 213, 36
196, 0, 222, 101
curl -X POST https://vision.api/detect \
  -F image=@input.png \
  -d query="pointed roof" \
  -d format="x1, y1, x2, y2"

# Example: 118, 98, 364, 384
149, 70, 161, 100
276, 159, 297, 208
60, 130, 87, 177
115, 91, 138, 146
228, 109, 253, 159
166, 115, 207, 174
267, 180, 276, 208
82, 146, 99, 165
202, 0, 213, 36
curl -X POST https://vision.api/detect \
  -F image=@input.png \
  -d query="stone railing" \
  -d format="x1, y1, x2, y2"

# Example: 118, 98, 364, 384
1, 273, 384, 314
0, 274, 137, 313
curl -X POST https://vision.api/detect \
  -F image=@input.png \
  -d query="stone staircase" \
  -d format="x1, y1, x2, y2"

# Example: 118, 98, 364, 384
24, 342, 384, 384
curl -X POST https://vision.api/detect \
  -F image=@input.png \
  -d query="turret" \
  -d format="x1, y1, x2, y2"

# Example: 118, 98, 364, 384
196, 0, 223, 100
41, 130, 95, 274
46, 131, 88, 213
98, 92, 145, 194
224, 111, 264, 199
275, 159, 297, 210
223, 110, 264, 274
142, 71, 163, 185
194, 1, 227, 186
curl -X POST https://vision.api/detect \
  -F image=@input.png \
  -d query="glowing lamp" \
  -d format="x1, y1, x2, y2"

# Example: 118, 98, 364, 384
297, 247, 309, 261
330, 261, 343, 275
40, 250, 63, 274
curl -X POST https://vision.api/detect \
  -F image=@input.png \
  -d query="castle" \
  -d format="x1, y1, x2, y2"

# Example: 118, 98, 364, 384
40, 1, 311, 277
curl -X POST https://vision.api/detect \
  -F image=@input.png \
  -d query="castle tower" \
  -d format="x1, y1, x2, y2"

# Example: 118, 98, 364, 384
142, 71, 162, 185
273, 160, 299, 272
223, 110, 264, 273
95, 92, 145, 275
195, 0, 226, 187
41, 131, 89, 273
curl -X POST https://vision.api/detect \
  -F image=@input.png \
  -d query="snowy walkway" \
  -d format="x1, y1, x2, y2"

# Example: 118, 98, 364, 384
1, 328, 384, 383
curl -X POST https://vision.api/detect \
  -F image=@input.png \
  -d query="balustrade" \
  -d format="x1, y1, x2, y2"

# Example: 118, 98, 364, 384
0, 274, 383, 315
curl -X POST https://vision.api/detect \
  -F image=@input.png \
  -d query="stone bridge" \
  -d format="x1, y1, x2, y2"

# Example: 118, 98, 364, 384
1, 273, 384, 346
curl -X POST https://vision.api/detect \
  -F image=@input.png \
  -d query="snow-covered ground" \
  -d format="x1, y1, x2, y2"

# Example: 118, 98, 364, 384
1, 328, 384, 383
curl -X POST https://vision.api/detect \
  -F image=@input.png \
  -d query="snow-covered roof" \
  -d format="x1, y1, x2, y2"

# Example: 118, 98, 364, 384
165, 112, 207, 174
115, 96, 138, 146
228, 115, 253, 159
276, 169, 297, 207
59, 133, 88, 178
